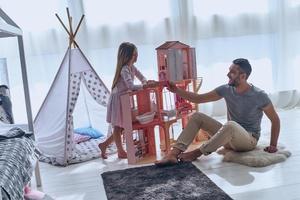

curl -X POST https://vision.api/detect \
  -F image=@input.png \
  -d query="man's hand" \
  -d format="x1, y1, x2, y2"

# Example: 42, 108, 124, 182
167, 81, 178, 93
264, 145, 278, 153
262, 103, 280, 154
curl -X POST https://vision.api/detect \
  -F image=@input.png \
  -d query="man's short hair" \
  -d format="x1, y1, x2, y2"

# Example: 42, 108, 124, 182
233, 58, 252, 78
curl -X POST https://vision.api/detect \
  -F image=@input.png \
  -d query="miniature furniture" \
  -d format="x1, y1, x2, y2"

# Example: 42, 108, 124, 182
121, 87, 159, 164
121, 85, 183, 164
121, 81, 201, 164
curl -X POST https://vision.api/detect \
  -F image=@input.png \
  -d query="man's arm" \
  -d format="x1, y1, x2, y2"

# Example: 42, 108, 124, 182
262, 103, 280, 153
167, 82, 222, 103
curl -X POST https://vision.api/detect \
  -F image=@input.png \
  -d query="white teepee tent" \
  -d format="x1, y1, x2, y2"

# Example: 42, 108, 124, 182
34, 9, 110, 165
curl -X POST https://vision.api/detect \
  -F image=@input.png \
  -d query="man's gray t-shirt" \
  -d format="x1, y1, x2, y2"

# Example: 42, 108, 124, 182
215, 84, 271, 140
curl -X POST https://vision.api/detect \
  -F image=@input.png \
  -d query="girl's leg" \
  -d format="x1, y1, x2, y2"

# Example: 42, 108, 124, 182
98, 134, 114, 159
113, 126, 127, 158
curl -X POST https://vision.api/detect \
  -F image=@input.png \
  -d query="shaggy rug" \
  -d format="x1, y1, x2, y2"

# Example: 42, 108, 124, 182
101, 162, 232, 200
218, 145, 291, 167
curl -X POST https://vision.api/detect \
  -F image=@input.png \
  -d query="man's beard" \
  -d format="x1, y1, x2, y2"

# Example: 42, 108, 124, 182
228, 78, 239, 87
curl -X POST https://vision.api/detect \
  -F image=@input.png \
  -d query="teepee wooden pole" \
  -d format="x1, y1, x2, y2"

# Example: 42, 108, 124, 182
56, 7, 83, 48
55, 13, 71, 36
73, 40, 79, 48
70, 17, 74, 48
73, 15, 84, 38
66, 8, 75, 47
67, 9, 74, 34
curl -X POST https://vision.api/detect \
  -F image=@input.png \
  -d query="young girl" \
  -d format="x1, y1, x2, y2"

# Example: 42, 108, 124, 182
98, 42, 157, 159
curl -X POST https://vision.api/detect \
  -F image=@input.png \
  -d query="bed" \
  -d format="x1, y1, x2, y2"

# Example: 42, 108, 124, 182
0, 7, 42, 200
0, 125, 37, 200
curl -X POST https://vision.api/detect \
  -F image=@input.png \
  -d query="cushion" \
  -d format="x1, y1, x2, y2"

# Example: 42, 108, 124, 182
74, 133, 91, 143
74, 127, 103, 139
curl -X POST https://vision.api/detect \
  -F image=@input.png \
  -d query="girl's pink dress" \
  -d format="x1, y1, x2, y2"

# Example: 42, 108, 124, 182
106, 65, 146, 128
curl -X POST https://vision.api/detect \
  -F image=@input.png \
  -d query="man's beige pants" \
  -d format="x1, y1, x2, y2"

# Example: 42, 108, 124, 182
173, 112, 258, 155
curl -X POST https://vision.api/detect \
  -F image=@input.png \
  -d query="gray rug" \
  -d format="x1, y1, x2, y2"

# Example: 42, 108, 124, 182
101, 162, 232, 200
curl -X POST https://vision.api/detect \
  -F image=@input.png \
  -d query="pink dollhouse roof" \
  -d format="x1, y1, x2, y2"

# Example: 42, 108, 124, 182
156, 41, 190, 50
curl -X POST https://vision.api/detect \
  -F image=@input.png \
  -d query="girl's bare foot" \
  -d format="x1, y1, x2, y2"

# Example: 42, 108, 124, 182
118, 151, 127, 159
178, 149, 202, 162
98, 143, 108, 159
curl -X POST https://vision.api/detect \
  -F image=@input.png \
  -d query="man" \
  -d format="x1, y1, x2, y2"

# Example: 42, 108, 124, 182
155, 58, 280, 166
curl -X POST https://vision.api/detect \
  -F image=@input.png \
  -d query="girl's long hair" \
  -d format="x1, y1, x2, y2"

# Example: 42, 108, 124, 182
111, 42, 137, 90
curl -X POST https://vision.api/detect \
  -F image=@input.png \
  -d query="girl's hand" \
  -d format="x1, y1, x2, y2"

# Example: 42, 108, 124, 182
167, 81, 178, 93
144, 80, 159, 88
142, 81, 157, 89
147, 80, 156, 85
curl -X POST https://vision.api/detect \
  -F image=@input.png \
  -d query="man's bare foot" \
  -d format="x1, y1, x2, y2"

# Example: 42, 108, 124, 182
178, 149, 202, 162
155, 155, 178, 167
98, 143, 108, 159
118, 151, 127, 159
155, 148, 182, 167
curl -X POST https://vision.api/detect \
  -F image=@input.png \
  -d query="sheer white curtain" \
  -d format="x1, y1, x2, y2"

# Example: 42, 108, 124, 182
189, 0, 300, 114
0, 0, 300, 124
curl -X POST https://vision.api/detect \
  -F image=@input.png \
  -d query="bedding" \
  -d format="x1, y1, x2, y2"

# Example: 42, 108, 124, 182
74, 133, 91, 143
40, 137, 117, 165
0, 127, 37, 200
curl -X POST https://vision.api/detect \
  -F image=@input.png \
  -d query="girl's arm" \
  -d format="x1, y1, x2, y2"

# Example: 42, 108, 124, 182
132, 65, 147, 85
121, 66, 143, 90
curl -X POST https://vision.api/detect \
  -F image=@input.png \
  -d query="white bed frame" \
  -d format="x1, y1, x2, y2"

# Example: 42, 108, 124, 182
0, 8, 42, 187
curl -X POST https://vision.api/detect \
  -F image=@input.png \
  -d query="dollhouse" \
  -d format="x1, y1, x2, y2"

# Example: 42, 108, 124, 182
156, 41, 197, 82
121, 41, 203, 164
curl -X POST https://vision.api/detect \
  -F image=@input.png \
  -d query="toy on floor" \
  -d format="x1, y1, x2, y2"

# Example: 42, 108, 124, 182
24, 186, 54, 200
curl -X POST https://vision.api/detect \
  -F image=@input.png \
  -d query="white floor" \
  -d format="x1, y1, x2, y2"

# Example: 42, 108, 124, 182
33, 108, 300, 200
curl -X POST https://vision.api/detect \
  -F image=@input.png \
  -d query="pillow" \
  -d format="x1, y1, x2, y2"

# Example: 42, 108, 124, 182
74, 133, 91, 144
74, 127, 103, 139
